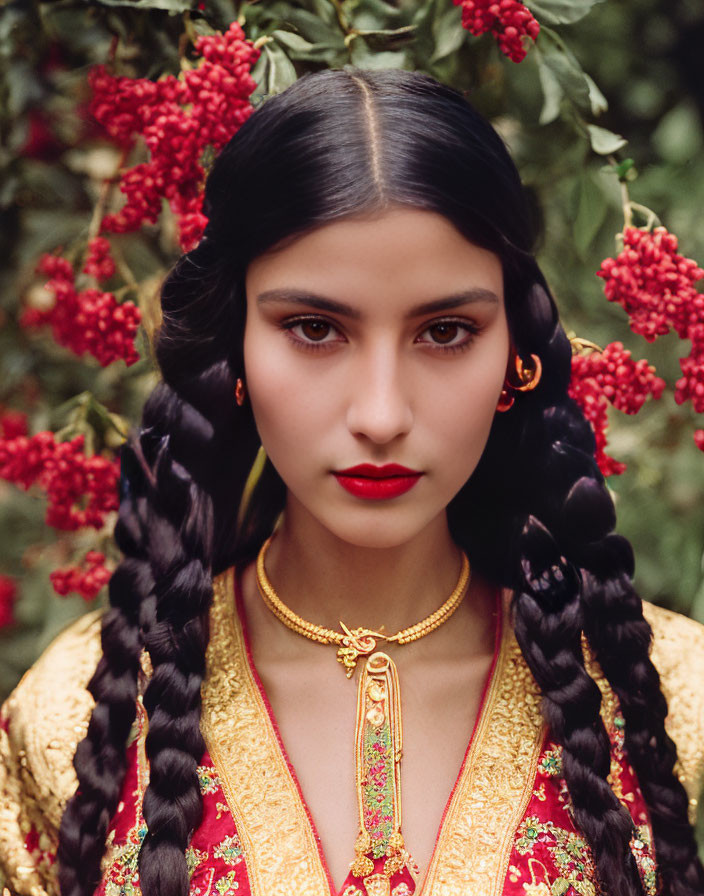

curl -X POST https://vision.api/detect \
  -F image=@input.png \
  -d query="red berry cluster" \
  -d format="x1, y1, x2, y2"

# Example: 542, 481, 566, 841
598, 226, 704, 449
452, 0, 540, 63
50, 550, 112, 600
0, 575, 17, 629
0, 430, 119, 530
89, 22, 260, 250
20, 253, 141, 367
82, 236, 116, 281
569, 341, 666, 477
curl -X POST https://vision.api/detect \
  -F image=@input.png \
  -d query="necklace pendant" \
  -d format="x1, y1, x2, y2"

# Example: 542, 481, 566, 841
337, 624, 380, 677
351, 652, 406, 887
337, 645, 363, 678
361, 874, 392, 896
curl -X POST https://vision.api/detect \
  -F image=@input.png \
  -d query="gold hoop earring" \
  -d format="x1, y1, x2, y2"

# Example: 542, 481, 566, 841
235, 377, 246, 407
496, 353, 542, 413
513, 353, 542, 391
496, 387, 515, 413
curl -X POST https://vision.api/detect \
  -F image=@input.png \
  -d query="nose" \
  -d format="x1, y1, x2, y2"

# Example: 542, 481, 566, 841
345, 347, 414, 445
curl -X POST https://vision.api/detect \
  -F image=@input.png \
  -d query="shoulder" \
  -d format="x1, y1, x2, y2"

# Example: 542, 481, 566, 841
642, 600, 704, 807
0, 610, 103, 896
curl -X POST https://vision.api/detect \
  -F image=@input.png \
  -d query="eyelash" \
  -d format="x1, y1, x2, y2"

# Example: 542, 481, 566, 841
280, 315, 481, 354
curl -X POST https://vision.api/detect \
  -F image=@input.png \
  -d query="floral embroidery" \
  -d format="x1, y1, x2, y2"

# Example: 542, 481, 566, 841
515, 817, 542, 854
190, 869, 216, 896
391, 884, 412, 896
103, 821, 147, 896
97, 746, 249, 896
538, 748, 562, 777
361, 717, 395, 858
513, 817, 597, 895
213, 833, 244, 866
504, 650, 657, 896
197, 764, 222, 795
532, 782, 547, 802
186, 845, 208, 877
341, 887, 365, 896
631, 826, 658, 896
214, 870, 239, 895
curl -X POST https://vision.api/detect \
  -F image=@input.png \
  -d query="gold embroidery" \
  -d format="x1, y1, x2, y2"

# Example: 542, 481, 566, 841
99, 696, 150, 884
200, 568, 331, 896
642, 601, 704, 822
422, 592, 545, 896
582, 641, 631, 806
583, 602, 704, 825
0, 610, 103, 896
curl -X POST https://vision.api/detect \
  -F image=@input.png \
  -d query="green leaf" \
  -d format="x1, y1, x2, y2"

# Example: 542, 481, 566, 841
355, 25, 416, 52
528, 0, 605, 25
356, 26, 416, 38
573, 172, 608, 257
306, 0, 339, 25
616, 158, 637, 181
90, 0, 195, 10
430, 7, 465, 64
267, 5, 344, 46
587, 124, 627, 155
584, 72, 608, 116
272, 28, 343, 63
349, 42, 409, 70
410, 0, 442, 62
356, 0, 402, 20
262, 42, 298, 96
351, 0, 402, 30
537, 26, 590, 110
272, 29, 316, 53
535, 51, 563, 124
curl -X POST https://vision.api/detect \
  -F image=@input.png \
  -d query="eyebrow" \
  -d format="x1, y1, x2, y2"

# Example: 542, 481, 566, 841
255, 287, 500, 319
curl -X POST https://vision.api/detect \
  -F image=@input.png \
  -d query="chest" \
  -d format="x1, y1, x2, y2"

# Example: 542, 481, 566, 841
256, 652, 494, 892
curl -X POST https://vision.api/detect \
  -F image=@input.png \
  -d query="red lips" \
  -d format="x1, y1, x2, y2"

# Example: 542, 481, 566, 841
333, 464, 423, 500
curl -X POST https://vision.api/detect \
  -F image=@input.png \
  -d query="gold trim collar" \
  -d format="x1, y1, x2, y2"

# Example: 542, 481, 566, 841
201, 568, 544, 896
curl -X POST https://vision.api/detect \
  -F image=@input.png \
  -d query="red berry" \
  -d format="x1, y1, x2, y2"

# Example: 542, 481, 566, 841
89, 22, 260, 250
569, 342, 666, 475
597, 227, 704, 450
452, 0, 539, 62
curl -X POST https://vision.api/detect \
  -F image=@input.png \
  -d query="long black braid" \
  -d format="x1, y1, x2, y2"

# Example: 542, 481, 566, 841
58, 240, 261, 896
56, 435, 152, 896
56, 67, 704, 896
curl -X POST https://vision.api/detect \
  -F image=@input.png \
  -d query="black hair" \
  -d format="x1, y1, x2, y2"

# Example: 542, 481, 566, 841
57, 67, 704, 896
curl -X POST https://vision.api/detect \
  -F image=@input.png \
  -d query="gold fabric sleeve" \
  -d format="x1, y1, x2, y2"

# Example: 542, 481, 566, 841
642, 600, 704, 822
0, 611, 103, 896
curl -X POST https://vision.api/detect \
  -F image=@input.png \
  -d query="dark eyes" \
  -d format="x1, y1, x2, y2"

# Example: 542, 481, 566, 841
291, 319, 337, 343
282, 316, 479, 353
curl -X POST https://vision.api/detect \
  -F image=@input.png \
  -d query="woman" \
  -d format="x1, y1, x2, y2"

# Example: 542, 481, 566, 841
1, 67, 703, 896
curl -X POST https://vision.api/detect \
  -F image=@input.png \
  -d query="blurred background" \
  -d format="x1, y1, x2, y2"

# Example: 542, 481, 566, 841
0, 0, 702, 721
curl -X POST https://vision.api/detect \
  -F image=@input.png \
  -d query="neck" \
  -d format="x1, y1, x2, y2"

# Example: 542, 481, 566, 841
261, 499, 465, 634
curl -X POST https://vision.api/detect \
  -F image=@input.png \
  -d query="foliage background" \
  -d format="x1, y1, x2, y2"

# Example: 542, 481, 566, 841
0, 0, 702, 818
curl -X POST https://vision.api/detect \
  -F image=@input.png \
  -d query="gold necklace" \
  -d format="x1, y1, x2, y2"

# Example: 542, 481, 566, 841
255, 534, 470, 677
254, 534, 471, 895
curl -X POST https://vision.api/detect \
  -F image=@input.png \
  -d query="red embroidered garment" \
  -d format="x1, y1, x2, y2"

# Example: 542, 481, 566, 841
95, 701, 656, 896
3, 564, 703, 896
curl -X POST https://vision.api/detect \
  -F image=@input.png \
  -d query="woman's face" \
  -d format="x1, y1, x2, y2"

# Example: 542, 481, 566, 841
244, 206, 509, 549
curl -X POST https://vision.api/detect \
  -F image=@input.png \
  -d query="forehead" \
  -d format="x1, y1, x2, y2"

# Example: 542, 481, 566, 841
245, 207, 505, 315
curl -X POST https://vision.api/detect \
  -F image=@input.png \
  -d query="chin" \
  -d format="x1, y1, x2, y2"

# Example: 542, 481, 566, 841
318, 509, 441, 551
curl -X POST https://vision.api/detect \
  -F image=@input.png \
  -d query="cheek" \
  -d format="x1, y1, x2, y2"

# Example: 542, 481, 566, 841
243, 326, 330, 460
423, 360, 505, 480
